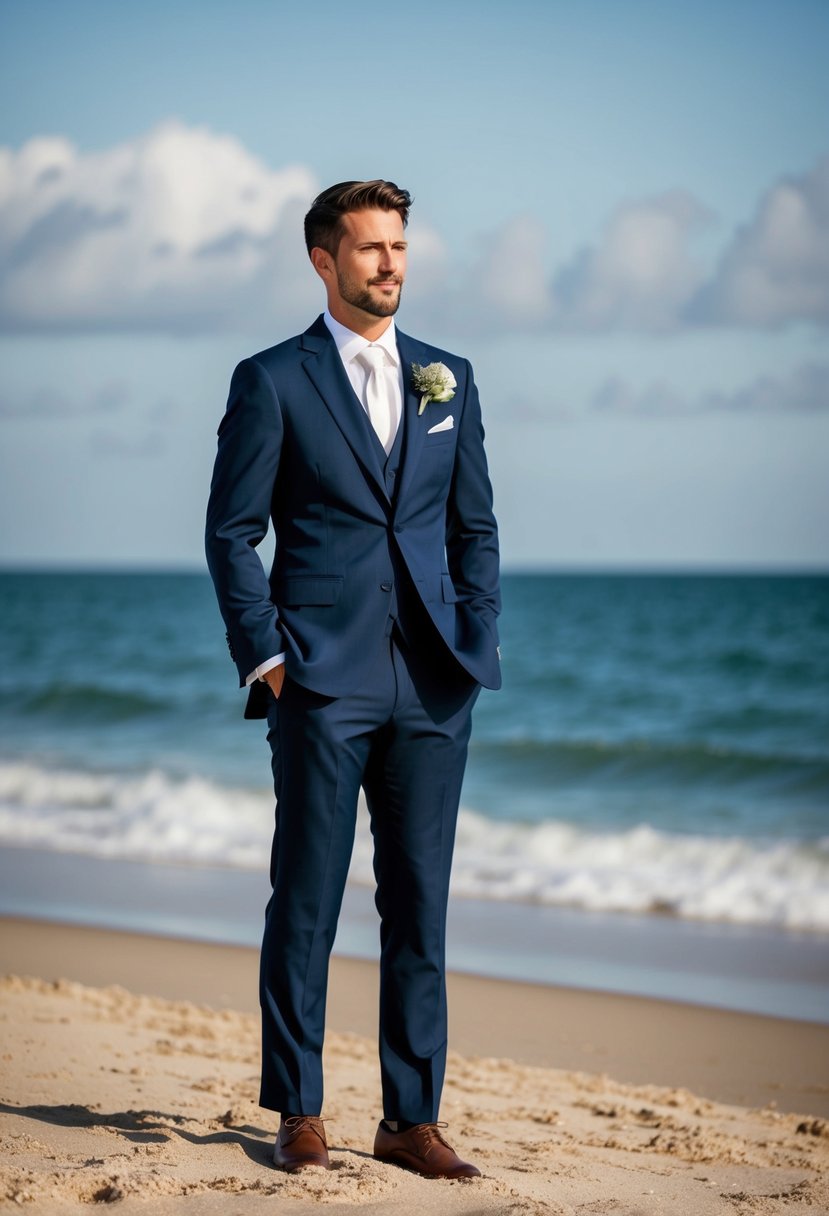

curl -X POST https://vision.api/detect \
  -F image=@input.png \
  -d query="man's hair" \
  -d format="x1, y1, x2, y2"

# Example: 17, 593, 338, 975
304, 180, 412, 257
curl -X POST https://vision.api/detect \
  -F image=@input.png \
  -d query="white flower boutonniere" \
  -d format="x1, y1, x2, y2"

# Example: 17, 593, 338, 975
412, 362, 456, 416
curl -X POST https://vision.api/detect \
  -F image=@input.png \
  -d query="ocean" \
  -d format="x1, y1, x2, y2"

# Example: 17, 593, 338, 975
1, 570, 827, 1020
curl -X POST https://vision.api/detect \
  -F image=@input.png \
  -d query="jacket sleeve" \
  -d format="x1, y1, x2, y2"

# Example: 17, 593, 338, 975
205, 357, 284, 687
445, 360, 501, 633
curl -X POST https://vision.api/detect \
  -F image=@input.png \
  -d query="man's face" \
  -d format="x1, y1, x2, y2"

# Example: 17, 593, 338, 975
324, 208, 408, 323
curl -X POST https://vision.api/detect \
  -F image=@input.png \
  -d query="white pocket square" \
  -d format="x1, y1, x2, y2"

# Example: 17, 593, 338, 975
427, 414, 454, 435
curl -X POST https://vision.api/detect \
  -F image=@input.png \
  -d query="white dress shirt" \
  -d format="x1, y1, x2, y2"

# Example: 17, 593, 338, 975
245, 310, 404, 687
324, 309, 404, 440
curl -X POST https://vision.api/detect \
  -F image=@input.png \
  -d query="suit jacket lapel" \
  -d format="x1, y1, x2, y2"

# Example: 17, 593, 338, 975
394, 328, 429, 507
300, 317, 387, 500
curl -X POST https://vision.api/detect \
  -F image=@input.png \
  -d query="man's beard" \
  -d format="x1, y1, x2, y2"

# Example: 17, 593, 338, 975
337, 271, 402, 318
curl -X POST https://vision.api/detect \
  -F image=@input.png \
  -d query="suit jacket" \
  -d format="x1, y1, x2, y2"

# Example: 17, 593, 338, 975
205, 314, 501, 718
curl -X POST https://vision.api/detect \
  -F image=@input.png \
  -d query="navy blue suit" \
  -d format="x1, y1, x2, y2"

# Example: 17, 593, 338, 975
205, 314, 500, 1121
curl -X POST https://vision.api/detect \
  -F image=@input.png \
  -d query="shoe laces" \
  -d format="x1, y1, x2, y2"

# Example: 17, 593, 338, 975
413, 1121, 452, 1157
282, 1115, 326, 1144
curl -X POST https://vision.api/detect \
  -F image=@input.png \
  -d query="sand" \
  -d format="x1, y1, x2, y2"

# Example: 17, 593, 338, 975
1, 919, 828, 1214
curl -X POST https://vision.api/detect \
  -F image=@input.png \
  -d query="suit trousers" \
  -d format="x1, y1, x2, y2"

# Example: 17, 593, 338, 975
259, 626, 480, 1122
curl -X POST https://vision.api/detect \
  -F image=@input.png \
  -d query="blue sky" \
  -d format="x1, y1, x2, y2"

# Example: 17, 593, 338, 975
1, 0, 827, 568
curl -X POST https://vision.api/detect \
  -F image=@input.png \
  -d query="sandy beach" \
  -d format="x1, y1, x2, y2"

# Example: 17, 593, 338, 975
1, 917, 827, 1214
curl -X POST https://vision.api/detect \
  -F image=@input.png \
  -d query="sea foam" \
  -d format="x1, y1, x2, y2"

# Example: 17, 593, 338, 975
1, 759, 826, 932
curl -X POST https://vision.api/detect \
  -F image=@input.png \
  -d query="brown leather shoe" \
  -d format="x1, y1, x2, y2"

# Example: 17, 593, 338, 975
373, 1121, 480, 1179
273, 1115, 330, 1172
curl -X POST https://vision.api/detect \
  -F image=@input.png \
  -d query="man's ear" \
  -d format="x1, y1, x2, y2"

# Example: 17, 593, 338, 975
310, 246, 334, 283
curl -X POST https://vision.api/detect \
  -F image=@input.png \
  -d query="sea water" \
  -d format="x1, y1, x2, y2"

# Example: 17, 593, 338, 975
1, 570, 827, 1016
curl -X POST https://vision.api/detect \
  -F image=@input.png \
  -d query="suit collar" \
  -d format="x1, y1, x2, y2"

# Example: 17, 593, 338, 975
299, 313, 333, 352
322, 310, 400, 370
299, 316, 438, 509
300, 317, 388, 499
393, 327, 433, 507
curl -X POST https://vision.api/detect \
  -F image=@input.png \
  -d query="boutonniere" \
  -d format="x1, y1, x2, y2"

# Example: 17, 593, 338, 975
412, 362, 457, 416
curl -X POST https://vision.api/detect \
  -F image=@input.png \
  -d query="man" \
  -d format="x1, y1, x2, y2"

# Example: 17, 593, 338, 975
205, 180, 501, 1179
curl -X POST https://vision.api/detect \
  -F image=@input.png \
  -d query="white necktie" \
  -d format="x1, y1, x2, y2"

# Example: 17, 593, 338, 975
356, 346, 397, 455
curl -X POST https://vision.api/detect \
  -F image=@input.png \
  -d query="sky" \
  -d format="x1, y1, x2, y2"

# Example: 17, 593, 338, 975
1, 0, 827, 570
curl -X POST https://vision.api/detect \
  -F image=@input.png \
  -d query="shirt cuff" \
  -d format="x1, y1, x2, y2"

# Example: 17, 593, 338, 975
245, 653, 286, 686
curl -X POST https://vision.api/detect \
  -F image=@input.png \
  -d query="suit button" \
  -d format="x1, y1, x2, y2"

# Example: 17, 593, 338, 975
380, 582, 392, 592
394, 524, 403, 533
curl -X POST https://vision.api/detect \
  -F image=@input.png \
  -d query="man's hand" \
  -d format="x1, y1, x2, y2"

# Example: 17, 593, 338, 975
264, 664, 286, 699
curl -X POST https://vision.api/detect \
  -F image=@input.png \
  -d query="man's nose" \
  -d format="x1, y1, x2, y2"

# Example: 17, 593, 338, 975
378, 246, 398, 272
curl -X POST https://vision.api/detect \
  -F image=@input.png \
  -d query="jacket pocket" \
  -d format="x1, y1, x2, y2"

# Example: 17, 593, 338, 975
278, 576, 343, 606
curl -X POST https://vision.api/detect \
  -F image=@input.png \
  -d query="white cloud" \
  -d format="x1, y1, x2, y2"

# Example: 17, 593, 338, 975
690, 156, 829, 327
0, 120, 318, 332
1, 122, 827, 338
549, 191, 712, 332
403, 214, 554, 338
591, 376, 690, 415
464, 215, 553, 331
592, 361, 829, 415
